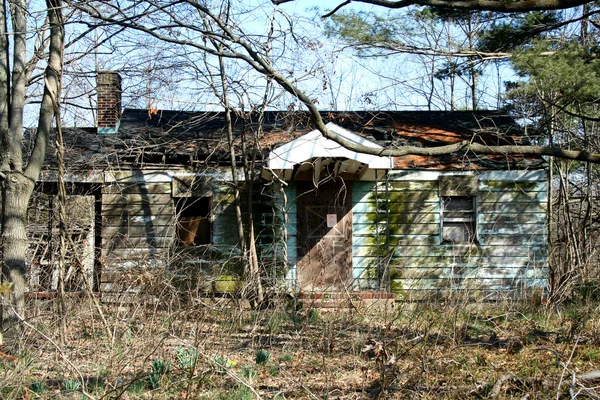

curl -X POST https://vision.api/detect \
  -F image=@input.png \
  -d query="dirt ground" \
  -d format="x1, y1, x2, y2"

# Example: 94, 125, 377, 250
1, 294, 599, 399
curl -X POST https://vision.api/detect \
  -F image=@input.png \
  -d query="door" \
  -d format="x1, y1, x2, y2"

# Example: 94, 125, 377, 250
297, 180, 352, 291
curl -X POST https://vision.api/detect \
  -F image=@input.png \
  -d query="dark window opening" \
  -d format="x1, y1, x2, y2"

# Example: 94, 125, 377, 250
176, 197, 211, 246
442, 196, 476, 243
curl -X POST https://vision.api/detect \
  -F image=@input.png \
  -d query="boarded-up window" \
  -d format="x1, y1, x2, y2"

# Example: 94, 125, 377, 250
176, 197, 211, 246
442, 196, 476, 243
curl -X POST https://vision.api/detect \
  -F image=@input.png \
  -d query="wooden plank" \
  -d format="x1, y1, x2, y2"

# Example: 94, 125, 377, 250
388, 235, 440, 246
352, 182, 438, 195
102, 205, 173, 219
40, 170, 104, 183
100, 247, 171, 261
373, 191, 439, 203
479, 191, 548, 203
102, 214, 175, 226
353, 235, 440, 246
101, 225, 174, 238
353, 222, 420, 236
102, 193, 172, 205
390, 277, 547, 291
102, 236, 173, 250
353, 244, 547, 258
102, 182, 171, 194
478, 170, 547, 182
479, 224, 545, 235
388, 170, 475, 181
352, 256, 547, 272
478, 213, 546, 224
478, 234, 547, 246
391, 264, 548, 277
353, 212, 438, 225
479, 202, 546, 214
353, 201, 440, 213
386, 256, 548, 269
480, 181, 548, 192
102, 257, 166, 269
352, 257, 380, 271
388, 181, 438, 191
105, 170, 173, 183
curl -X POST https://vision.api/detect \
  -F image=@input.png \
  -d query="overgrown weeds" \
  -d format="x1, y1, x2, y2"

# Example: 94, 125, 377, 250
0, 293, 598, 399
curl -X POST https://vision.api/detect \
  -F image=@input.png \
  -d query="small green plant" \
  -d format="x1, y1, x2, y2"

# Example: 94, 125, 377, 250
266, 312, 286, 335
279, 352, 293, 362
306, 308, 319, 323
267, 363, 280, 377
128, 379, 146, 394
255, 349, 270, 365
62, 379, 81, 391
148, 359, 171, 389
241, 364, 257, 380
213, 355, 237, 373
30, 381, 47, 395
582, 348, 600, 362
176, 347, 198, 369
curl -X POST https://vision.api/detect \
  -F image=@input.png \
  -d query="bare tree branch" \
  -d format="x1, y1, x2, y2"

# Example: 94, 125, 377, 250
274, 0, 594, 13
71, 0, 600, 164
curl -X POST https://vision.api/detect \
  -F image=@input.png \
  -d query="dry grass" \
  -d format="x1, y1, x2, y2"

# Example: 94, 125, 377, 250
1, 294, 599, 399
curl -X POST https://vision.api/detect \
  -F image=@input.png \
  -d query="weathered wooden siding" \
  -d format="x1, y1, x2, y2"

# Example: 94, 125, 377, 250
99, 169, 281, 297
278, 170, 547, 296
96, 167, 547, 297
100, 178, 174, 295
378, 170, 548, 298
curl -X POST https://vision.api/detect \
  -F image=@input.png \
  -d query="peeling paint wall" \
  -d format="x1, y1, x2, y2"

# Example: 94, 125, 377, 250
355, 170, 548, 298
279, 170, 547, 296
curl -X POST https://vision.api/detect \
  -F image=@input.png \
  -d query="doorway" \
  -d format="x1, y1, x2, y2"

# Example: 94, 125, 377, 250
296, 180, 352, 291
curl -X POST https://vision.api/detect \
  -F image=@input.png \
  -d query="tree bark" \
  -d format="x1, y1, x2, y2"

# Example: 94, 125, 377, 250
1, 172, 34, 326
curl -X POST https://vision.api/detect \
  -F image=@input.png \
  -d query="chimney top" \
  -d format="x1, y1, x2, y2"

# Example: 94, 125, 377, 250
97, 71, 122, 134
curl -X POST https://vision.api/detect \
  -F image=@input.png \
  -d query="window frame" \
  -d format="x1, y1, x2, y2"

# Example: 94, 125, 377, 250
440, 195, 478, 244
438, 175, 479, 245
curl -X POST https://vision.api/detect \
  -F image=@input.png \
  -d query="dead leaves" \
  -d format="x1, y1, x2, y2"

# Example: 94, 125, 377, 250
361, 338, 396, 366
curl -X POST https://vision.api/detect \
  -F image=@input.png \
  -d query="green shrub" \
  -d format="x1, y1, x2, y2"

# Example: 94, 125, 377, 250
176, 347, 198, 370
148, 359, 171, 389
30, 381, 47, 395
255, 349, 270, 365
62, 379, 81, 391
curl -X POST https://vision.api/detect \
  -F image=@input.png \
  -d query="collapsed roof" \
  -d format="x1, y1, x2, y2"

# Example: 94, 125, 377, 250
33, 108, 545, 177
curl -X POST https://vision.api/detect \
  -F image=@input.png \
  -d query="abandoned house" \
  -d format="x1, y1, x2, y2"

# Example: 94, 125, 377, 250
24, 71, 548, 300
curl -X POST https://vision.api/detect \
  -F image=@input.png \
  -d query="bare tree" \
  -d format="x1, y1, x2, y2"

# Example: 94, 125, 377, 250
67, 0, 600, 164
0, 0, 64, 326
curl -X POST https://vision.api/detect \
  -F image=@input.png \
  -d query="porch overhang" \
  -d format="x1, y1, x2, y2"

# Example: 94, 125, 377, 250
262, 122, 393, 181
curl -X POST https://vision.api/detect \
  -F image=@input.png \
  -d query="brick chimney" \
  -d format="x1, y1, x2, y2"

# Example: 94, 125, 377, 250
96, 71, 122, 134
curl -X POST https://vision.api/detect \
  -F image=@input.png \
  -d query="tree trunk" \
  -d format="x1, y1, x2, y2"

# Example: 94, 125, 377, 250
1, 171, 34, 327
